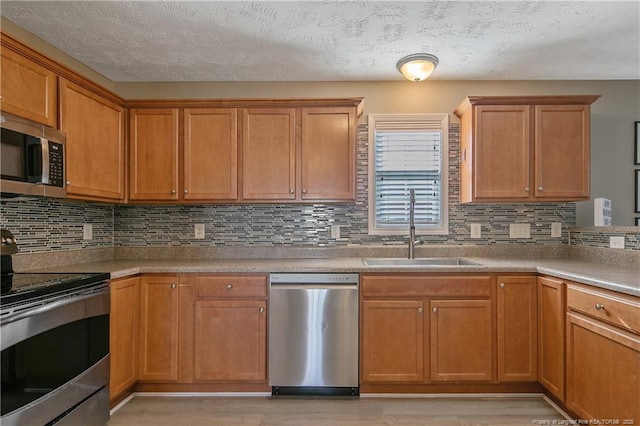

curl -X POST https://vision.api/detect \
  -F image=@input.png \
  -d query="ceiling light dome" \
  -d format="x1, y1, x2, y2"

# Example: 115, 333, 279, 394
396, 53, 439, 82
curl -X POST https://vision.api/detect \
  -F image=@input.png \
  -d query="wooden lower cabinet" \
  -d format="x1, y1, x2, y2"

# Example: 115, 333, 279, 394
496, 276, 537, 382
566, 312, 640, 421
537, 276, 565, 400
138, 275, 179, 381
360, 274, 494, 385
430, 299, 493, 382
361, 300, 424, 382
194, 300, 266, 381
109, 276, 140, 400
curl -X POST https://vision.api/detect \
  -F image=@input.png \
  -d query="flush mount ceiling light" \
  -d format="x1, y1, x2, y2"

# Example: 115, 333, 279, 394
396, 53, 439, 82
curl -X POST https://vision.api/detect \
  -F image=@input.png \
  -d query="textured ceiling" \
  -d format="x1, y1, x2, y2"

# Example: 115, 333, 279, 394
1, 1, 639, 82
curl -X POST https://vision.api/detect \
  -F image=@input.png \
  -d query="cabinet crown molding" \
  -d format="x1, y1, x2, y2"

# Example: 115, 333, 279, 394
454, 95, 600, 118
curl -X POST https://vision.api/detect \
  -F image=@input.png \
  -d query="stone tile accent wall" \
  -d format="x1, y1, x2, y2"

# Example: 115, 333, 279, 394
569, 227, 640, 250
0, 198, 113, 252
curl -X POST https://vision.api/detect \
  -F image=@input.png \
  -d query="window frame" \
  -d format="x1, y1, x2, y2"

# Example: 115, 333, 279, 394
367, 113, 449, 236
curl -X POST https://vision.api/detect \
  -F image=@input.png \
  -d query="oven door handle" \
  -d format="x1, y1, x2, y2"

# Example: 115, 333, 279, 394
1, 286, 110, 349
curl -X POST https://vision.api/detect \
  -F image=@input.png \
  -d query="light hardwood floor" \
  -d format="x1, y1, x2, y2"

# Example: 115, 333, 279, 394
108, 395, 567, 425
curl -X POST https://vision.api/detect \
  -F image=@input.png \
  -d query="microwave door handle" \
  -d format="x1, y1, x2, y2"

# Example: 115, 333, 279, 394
39, 137, 50, 184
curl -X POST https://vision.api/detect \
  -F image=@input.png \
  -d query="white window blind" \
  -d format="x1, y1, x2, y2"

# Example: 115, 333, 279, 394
368, 113, 449, 235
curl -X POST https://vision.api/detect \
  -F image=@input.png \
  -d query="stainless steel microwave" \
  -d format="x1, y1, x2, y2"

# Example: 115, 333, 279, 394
0, 112, 66, 198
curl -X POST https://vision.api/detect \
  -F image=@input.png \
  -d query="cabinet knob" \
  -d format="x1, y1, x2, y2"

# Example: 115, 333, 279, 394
418, 307, 423, 313
500, 283, 505, 289
171, 190, 176, 194
66, 180, 71, 186
538, 187, 544, 191
302, 189, 307, 194
226, 284, 233, 290
184, 189, 189, 194
595, 303, 605, 311
524, 187, 530, 192
170, 284, 176, 289
259, 307, 265, 313
432, 307, 438, 313
289, 189, 294, 194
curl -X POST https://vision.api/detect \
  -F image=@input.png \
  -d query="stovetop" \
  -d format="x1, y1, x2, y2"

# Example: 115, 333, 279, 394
1, 272, 110, 308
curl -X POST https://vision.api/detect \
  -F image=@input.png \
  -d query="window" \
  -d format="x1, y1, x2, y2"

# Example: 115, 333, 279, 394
368, 113, 448, 235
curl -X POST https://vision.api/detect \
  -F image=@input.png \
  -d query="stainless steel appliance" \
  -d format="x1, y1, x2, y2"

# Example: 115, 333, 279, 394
1, 229, 110, 426
0, 112, 66, 198
268, 273, 359, 396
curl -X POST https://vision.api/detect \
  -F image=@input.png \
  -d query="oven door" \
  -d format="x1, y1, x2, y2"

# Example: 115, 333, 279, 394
1, 286, 110, 426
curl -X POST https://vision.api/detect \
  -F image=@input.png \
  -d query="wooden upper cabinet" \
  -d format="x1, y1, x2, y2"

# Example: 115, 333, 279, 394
183, 108, 238, 201
129, 109, 179, 201
454, 95, 599, 203
0, 46, 56, 127
241, 108, 296, 200
301, 107, 356, 201
534, 105, 590, 199
59, 79, 125, 201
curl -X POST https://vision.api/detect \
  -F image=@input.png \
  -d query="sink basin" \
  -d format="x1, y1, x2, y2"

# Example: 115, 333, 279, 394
362, 258, 480, 266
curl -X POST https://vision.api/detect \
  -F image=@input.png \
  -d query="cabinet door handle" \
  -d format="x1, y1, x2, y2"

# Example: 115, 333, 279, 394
226, 284, 233, 290
524, 187, 530, 192
259, 307, 265, 313
289, 189, 294, 194
595, 303, 605, 311
418, 307, 423, 313
184, 189, 189, 194
66, 180, 71, 186
538, 186, 544, 191
170, 284, 176, 289
302, 189, 307, 194
500, 283, 505, 289
432, 307, 438, 313
460, 148, 466, 163
171, 190, 176, 194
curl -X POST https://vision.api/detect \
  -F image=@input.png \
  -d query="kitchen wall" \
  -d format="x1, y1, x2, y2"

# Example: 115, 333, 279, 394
1, 123, 638, 253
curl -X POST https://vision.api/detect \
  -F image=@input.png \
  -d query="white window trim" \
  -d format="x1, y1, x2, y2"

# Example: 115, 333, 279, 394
367, 113, 449, 236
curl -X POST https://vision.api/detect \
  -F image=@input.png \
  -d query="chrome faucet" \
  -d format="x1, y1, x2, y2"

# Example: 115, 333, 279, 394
408, 189, 422, 259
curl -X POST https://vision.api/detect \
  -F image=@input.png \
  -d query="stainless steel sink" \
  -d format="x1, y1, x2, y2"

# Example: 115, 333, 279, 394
362, 258, 480, 266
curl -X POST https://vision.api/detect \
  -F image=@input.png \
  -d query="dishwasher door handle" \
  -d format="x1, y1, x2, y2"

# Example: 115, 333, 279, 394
270, 284, 358, 290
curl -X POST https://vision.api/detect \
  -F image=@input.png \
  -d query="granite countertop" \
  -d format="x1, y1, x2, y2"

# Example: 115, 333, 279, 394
27, 256, 640, 297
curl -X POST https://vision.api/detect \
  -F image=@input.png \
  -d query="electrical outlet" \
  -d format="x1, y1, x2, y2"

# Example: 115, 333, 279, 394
331, 225, 341, 239
610, 236, 625, 249
509, 223, 531, 239
551, 222, 562, 238
470, 223, 481, 239
83, 223, 93, 240
194, 223, 205, 239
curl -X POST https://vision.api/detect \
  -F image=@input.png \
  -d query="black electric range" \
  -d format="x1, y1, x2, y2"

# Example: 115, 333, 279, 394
1, 271, 110, 314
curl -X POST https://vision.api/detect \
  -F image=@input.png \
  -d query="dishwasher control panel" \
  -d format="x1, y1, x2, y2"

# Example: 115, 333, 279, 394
269, 273, 359, 284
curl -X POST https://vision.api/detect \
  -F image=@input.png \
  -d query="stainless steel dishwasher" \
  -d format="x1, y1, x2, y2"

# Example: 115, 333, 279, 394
268, 273, 359, 396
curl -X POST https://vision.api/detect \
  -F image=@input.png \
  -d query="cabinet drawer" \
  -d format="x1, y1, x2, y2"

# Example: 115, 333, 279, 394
567, 283, 640, 335
361, 275, 492, 298
195, 275, 267, 299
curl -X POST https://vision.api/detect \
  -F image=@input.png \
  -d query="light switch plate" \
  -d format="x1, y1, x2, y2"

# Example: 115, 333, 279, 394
610, 236, 625, 249
194, 223, 205, 239
83, 223, 92, 240
331, 225, 341, 239
470, 223, 481, 239
509, 223, 531, 239
551, 222, 562, 238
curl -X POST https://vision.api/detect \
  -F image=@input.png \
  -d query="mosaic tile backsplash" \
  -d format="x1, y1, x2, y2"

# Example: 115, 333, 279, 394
1, 123, 638, 253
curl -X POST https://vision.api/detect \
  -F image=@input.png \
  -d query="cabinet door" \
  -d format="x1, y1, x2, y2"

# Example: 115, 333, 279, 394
183, 108, 238, 201
301, 107, 355, 201
473, 105, 531, 200
129, 109, 179, 201
496, 276, 537, 382
534, 105, 590, 199
537, 276, 565, 400
0, 47, 56, 126
566, 312, 640, 421
109, 276, 140, 400
194, 300, 267, 381
242, 108, 296, 200
361, 300, 424, 383
138, 276, 179, 381
430, 299, 493, 381
59, 79, 125, 201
